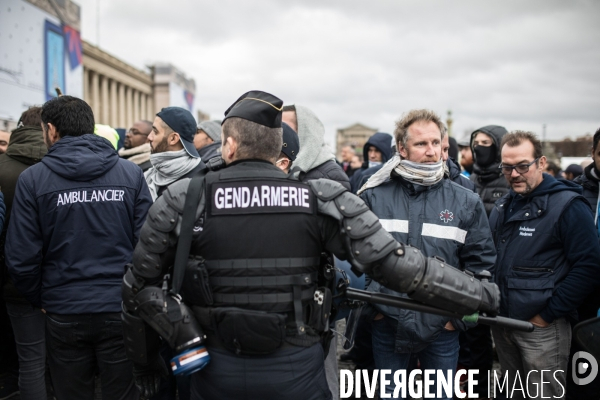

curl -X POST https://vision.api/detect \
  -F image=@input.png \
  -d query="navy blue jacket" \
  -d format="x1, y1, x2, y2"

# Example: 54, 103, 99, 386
361, 175, 495, 352
447, 157, 476, 192
6, 134, 152, 313
489, 174, 600, 322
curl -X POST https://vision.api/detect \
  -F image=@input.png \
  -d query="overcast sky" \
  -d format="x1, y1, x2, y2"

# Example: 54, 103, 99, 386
78, 0, 599, 145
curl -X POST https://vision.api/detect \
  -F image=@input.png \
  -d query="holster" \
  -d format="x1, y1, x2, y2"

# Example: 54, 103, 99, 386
211, 307, 286, 356
181, 256, 213, 307
307, 287, 332, 332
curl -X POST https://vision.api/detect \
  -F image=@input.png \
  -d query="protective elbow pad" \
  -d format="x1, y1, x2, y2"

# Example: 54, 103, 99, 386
132, 244, 164, 280
371, 245, 426, 293
409, 256, 500, 316
122, 306, 161, 366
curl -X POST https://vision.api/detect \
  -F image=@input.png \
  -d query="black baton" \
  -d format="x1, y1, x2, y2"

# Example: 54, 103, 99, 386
345, 288, 534, 332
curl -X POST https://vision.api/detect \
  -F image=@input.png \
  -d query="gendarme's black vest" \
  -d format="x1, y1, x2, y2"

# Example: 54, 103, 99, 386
189, 160, 325, 344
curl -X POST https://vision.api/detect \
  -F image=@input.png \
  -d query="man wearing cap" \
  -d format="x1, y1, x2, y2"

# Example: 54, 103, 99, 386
564, 164, 583, 181
118, 120, 153, 171
145, 107, 204, 201
275, 122, 300, 174
194, 120, 222, 162
122, 91, 500, 400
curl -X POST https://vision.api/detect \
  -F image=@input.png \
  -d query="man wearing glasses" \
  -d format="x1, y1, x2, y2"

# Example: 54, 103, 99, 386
489, 130, 600, 399
118, 120, 153, 171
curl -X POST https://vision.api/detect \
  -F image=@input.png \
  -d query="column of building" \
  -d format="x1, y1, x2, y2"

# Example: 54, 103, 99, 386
83, 67, 153, 129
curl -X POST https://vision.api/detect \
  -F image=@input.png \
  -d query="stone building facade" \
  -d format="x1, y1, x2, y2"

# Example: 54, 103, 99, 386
335, 123, 378, 160
82, 41, 154, 129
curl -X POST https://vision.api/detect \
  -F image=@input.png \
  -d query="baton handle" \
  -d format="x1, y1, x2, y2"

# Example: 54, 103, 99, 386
344, 288, 534, 332
477, 315, 534, 332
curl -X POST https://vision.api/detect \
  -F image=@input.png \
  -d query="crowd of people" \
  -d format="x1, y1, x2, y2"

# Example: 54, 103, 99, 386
0, 92, 598, 400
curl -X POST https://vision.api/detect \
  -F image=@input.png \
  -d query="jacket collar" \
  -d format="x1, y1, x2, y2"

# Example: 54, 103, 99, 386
496, 192, 548, 223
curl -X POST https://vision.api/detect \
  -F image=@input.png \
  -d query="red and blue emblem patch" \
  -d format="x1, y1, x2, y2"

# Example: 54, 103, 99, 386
439, 209, 454, 223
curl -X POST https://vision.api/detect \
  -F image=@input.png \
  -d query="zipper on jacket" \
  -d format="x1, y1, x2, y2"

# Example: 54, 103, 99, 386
512, 266, 553, 273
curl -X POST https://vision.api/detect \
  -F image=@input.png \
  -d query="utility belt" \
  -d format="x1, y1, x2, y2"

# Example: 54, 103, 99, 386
181, 255, 333, 356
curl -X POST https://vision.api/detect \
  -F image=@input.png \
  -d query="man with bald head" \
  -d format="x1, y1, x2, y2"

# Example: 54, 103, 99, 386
118, 120, 153, 171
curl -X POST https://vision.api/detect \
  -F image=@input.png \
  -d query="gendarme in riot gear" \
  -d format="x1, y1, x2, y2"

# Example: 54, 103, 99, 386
121, 90, 500, 400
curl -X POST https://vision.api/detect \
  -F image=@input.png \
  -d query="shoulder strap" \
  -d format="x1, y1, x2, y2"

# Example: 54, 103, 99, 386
171, 172, 206, 295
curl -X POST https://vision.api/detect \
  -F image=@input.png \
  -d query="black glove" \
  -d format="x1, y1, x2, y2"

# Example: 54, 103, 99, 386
133, 355, 169, 399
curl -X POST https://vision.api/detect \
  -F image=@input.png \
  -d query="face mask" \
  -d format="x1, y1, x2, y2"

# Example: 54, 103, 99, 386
368, 161, 382, 168
474, 144, 497, 167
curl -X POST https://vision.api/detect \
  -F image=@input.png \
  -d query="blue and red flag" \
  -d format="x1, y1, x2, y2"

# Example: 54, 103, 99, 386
63, 25, 82, 70
184, 90, 194, 112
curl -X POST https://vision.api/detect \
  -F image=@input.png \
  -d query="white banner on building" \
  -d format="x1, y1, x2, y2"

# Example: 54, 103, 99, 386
0, 0, 83, 124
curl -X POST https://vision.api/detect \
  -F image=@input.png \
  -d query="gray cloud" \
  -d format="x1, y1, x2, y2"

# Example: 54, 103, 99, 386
79, 0, 600, 144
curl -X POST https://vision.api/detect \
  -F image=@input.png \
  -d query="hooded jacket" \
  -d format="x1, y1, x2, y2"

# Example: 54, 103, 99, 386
6, 134, 153, 313
0, 125, 47, 304
0, 126, 47, 218
489, 174, 600, 323
290, 105, 350, 189
350, 132, 393, 192
197, 141, 222, 163
470, 125, 510, 216
573, 162, 599, 216
361, 174, 495, 352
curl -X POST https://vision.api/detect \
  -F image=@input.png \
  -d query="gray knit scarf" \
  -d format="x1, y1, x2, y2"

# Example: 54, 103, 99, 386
358, 155, 447, 195
144, 149, 201, 201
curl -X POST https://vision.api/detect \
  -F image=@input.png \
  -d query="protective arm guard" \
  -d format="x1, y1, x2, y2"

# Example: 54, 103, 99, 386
122, 179, 206, 365
309, 179, 500, 316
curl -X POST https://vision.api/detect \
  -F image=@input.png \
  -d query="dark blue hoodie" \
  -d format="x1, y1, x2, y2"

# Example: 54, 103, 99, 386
350, 132, 393, 193
490, 174, 600, 322
6, 134, 152, 313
